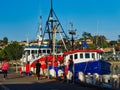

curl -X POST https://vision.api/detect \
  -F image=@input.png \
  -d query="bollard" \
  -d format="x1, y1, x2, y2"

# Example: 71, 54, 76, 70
86, 73, 92, 84
102, 75, 111, 83
100, 75, 112, 88
93, 73, 99, 85
58, 69, 64, 77
112, 75, 119, 88
44, 69, 48, 77
49, 69, 56, 78
66, 71, 73, 83
78, 72, 85, 82
118, 74, 120, 88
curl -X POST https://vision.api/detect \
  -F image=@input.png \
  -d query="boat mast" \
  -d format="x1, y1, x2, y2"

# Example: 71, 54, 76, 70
42, 0, 68, 53
41, 0, 69, 68
37, 16, 43, 46
69, 22, 76, 50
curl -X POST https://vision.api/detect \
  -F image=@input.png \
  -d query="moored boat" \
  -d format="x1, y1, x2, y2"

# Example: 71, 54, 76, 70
20, 0, 111, 77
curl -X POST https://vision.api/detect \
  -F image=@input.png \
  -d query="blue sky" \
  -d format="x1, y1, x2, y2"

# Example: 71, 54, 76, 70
0, 0, 120, 41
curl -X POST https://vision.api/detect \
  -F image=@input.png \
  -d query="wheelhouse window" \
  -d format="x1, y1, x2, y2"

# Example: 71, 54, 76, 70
31, 50, 37, 54
70, 55, 73, 60
85, 53, 90, 58
39, 50, 42, 54
47, 50, 50, 53
80, 53, 83, 59
25, 50, 30, 55
74, 54, 78, 59
92, 53, 95, 59
43, 50, 46, 53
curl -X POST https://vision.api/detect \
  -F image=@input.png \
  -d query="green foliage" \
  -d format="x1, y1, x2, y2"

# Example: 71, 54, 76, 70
88, 44, 96, 49
118, 35, 120, 42
109, 41, 117, 47
82, 32, 92, 41
102, 41, 108, 48
4, 41, 24, 60
0, 49, 5, 61
3, 37, 8, 44
93, 35, 108, 48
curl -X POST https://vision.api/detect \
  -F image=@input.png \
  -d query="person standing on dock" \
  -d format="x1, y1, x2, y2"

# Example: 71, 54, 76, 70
25, 61, 30, 76
67, 59, 74, 83
1, 60, 9, 80
35, 60, 41, 80
68, 59, 74, 72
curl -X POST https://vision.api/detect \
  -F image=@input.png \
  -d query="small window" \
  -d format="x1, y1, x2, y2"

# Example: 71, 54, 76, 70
47, 50, 50, 53
43, 50, 46, 53
31, 50, 37, 54
25, 50, 30, 55
80, 53, 83, 59
74, 54, 78, 59
35, 50, 37, 54
39, 50, 41, 53
31, 50, 34, 54
92, 53, 95, 59
85, 53, 90, 58
70, 55, 73, 60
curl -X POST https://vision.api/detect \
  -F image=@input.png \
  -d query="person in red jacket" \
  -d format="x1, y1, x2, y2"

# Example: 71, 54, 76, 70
1, 60, 9, 80
25, 61, 30, 76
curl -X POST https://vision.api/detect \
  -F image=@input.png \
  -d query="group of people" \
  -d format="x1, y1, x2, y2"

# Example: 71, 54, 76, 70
35, 59, 74, 81
1, 59, 41, 81
1, 59, 73, 81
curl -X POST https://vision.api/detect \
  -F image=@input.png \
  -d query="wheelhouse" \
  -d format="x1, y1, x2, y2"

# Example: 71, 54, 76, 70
22, 45, 51, 62
64, 49, 103, 65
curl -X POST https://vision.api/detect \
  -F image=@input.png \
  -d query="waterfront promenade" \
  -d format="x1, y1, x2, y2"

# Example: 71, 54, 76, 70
0, 72, 111, 90
0, 72, 97, 90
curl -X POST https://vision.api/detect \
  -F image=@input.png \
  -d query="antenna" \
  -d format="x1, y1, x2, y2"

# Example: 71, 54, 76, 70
39, 16, 43, 36
96, 20, 99, 48
69, 22, 76, 50
26, 33, 29, 46
36, 16, 42, 36
50, 0, 53, 10
40, 16, 42, 31
36, 16, 43, 46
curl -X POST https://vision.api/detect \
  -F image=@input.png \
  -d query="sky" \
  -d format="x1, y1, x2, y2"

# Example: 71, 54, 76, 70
0, 0, 120, 42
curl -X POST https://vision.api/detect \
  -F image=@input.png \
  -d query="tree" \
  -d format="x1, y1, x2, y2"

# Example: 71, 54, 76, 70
3, 37, 8, 44
82, 32, 92, 41
0, 49, 5, 61
93, 35, 108, 48
4, 41, 24, 61
109, 41, 117, 47
118, 35, 120, 42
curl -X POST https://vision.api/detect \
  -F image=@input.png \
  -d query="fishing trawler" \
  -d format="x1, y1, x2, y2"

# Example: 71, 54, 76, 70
21, 0, 111, 81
